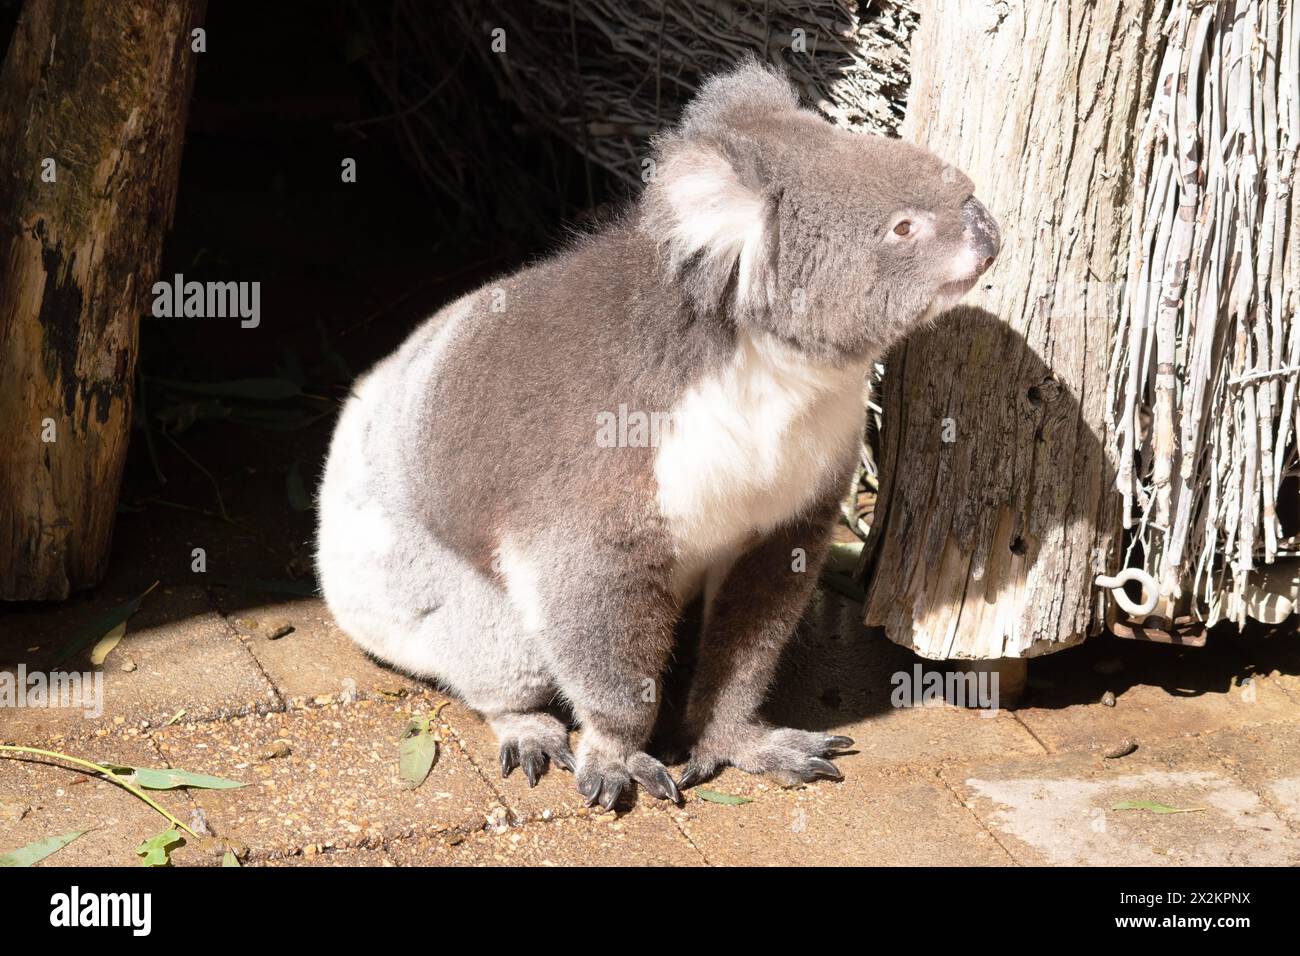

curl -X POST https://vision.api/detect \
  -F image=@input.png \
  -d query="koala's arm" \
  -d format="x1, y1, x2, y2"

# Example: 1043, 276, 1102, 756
679, 487, 854, 788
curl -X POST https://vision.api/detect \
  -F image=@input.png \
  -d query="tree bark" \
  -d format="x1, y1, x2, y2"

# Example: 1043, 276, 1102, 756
862, 0, 1164, 659
0, 0, 203, 600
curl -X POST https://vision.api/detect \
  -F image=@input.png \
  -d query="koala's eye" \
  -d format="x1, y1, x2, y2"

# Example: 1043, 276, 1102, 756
892, 220, 912, 237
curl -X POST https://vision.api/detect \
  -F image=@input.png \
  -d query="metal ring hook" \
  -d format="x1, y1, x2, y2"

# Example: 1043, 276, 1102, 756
1095, 567, 1160, 617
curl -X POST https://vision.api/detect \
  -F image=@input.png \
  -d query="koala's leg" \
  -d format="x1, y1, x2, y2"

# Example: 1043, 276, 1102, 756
679, 500, 854, 789
537, 564, 682, 809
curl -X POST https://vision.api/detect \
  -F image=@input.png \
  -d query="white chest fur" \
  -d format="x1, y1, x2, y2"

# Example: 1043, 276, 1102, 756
654, 330, 867, 599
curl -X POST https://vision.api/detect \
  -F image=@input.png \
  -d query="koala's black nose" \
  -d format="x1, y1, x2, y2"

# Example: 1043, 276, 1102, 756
962, 196, 1001, 275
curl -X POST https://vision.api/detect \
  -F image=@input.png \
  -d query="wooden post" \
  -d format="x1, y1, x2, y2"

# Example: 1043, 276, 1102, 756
0, 0, 203, 600
861, 0, 1163, 659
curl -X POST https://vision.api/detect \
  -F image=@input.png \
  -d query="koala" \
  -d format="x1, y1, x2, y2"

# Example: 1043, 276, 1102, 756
316, 60, 1000, 808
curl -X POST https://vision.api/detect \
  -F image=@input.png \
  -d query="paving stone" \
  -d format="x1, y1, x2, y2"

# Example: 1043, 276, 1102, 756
385, 810, 705, 866
0, 586, 278, 744
765, 591, 1046, 766
437, 705, 584, 822
439, 589, 1042, 822
213, 593, 427, 703
0, 732, 204, 867
675, 765, 1010, 866
1243, 628, 1300, 705
248, 847, 395, 867
1201, 722, 1300, 828
6, 551, 1295, 866
1014, 635, 1298, 754
151, 698, 498, 854
946, 739, 1300, 865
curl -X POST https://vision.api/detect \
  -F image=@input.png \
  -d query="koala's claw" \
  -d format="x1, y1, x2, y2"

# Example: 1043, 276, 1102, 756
500, 742, 519, 778
576, 749, 681, 809
679, 727, 853, 789
498, 738, 576, 788
641, 765, 683, 804
675, 762, 715, 791
578, 769, 624, 810
805, 757, 843, 780
522, 749, 547, 787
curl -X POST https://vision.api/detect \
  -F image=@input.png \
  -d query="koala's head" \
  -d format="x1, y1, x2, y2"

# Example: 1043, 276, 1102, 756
641, 59, 1001, 363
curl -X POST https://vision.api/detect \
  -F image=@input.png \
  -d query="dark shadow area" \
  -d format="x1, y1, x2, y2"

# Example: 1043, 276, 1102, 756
863, 308, 1121, 652
1021, 616, 1300, 708
0, 0, 609, 655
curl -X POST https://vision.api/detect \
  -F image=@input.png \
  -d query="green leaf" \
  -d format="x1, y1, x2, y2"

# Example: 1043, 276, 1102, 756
277, 348, 307, 387
316, 319, 354, 382
399, 716, 438, 790
153, 399, 233, 432
224, 406, 320, 428
286, 461, 313, 512
819, 570, 866, 603
89, 621, 126, 666
343, 32, 371, 63
103, 765, 245, 791
221, 850, 240, 867
825, 541, 864, 574
136, 828, 184, 867
52, 583, 157, 668
1111, 800, 1206, 814
0, 830, 84, 867
695, 789, 752, 806
153, 377, 303, 401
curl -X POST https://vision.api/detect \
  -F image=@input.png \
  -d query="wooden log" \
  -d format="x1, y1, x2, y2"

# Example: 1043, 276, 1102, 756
861, 0, 1163, 659
0, 0, 203, 599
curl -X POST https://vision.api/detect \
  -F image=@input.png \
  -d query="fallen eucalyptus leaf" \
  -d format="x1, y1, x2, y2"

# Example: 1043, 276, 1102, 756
52, 582, 157, 668
399, 715, 438, 790
105, 764, 245, 791
153, 377, 302, 400
0, 830, 84, 867
286, 461, 313, 512
695, 789, 752, 806
819, 571, 865, 603
136, 828, 184, 867
89, 621, 126, 666
1111, 800, 1205, 814
825, 540, 865, 574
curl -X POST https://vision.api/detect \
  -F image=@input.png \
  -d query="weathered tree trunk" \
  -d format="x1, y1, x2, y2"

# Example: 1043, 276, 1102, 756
862, 0, 1163, 659
0, 0, 203, 600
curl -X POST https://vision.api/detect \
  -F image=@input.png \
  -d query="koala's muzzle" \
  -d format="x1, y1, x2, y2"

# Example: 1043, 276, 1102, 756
962, 196, 1001, 275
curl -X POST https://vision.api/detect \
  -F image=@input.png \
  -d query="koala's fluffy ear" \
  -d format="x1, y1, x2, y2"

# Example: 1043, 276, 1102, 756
643, 59, 798, 317
645, 143, 774, 316
676, 56, 801, 140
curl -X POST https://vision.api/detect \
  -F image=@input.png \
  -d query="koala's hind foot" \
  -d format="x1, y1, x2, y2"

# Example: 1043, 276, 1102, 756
679, 724, 854, 790
490, 712, 576, 788
575, 733, 681, 810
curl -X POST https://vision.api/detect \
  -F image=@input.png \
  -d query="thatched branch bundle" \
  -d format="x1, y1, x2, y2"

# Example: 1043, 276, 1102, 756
344, 0, 914, 226
1110, 0, 1299, 627
442, 0, 915, 186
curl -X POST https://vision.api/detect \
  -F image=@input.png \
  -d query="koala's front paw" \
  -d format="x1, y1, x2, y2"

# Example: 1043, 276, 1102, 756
574, 737, 681, 810
491, 712, 575, 788
679, 725, 854, 789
